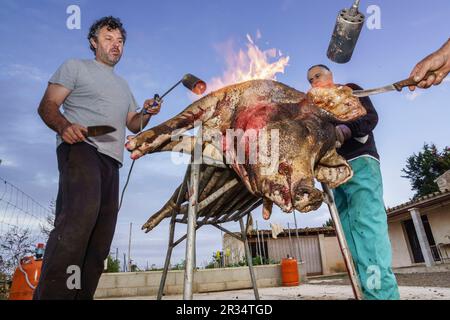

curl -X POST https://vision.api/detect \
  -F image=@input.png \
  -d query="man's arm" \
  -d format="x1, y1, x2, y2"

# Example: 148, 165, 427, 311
38, 83, 87, 144
409, 38, 450, 90
126, 98, 161, 134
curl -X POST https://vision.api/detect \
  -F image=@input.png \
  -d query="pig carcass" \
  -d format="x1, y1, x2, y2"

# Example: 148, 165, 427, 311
125, 80, 366, 232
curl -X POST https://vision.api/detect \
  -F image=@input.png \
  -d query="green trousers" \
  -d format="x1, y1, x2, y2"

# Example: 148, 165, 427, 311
332, 156, 400, 300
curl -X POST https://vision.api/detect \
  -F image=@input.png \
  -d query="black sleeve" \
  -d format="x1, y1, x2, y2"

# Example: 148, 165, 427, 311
344, 83, 379, 137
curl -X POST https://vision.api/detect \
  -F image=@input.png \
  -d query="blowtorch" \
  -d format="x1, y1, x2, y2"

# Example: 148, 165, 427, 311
143, 73, 207, 114
327, 0, 365, 64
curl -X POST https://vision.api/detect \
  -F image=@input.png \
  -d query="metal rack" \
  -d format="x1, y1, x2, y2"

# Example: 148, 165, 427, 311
156, 161, 262, 300
152, 141, 363, 300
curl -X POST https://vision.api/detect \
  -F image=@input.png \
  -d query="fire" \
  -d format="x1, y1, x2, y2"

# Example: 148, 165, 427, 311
207, 32, 290, 93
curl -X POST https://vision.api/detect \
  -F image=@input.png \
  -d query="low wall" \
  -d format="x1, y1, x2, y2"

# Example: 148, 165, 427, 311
95, 263, 306, 299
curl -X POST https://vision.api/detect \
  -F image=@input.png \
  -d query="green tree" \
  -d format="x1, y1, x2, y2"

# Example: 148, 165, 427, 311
402, 143, 450, 199
105, 255, 121, 273
322, 218, 334, 228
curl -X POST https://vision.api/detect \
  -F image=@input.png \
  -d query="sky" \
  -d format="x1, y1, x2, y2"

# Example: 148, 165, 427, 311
0, 0, 449, 269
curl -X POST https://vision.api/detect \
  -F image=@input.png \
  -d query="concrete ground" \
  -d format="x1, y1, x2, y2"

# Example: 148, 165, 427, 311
100, 271, 450, 300
99, 284, 450, 300
99, 266, 450, 300
307, 271, 450, 288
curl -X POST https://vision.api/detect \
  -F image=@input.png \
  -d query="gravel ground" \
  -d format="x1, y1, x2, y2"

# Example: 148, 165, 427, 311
307, 271, 450, 288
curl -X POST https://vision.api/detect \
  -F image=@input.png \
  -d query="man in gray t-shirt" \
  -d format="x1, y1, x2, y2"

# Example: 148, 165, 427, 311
34, 16, 161, 300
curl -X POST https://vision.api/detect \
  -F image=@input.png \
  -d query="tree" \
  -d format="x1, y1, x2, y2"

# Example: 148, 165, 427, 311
105, 255, 121, 273
40, 199, 56, 242
0, 226, 35, 278
322, 218, 334, 228
402, 143, 450, 199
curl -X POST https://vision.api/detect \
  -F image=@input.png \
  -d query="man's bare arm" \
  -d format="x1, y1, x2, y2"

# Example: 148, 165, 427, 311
38, 83, 87, 144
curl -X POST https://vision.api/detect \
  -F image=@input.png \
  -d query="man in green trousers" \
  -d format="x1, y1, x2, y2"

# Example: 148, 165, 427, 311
307, 64, 400, 300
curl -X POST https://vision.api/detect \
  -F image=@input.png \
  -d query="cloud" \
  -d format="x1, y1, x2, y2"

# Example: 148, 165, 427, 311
0, 63, 49, 83
405, 91, 422, 101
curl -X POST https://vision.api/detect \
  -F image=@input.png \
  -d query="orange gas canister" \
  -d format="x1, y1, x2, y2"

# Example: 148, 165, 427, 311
8, 256, 43, 300
281, 258, 299, 286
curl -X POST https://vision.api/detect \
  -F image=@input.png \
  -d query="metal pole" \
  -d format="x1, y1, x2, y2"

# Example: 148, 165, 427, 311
128, 222, 132, 272
293, 211, 303, 262
157, 218, 177, 300
183, 137, 201, 300
260, 230, 266, 264
115, 248, 118, 261
240, 218, 259, 300
123, 253, 126, 272
158, 166, 190, 300
321, 183, 363, 300
265, 231, 271, 263
255, 220, 262, 263
287, 222, 294, 258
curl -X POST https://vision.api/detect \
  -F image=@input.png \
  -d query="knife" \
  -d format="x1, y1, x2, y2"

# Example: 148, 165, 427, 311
352, 71, 436, 98
86, 125, 116, 137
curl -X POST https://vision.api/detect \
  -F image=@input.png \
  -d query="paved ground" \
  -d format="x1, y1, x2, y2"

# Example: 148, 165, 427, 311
98, 270, 450, 300
100, 284, 450, 300
308, 271, 450, 288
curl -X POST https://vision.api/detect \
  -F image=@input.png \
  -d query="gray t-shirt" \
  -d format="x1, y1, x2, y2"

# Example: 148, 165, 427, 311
49, 59, 138, 165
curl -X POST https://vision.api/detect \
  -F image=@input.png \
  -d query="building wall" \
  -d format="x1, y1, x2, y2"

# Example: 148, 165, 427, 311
321, 235, 347, 274
223, 233, 245, 265
387, 219, 412, 268
223, 233, 346, 276
387, 202, 450, 267
267, 236, 323, 275
426, 206, 450, 258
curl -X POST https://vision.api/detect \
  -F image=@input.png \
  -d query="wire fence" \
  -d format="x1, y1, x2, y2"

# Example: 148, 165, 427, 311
0, 177, 52, 241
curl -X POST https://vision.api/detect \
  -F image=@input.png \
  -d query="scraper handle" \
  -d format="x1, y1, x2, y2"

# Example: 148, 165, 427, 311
393, 71, 436, 91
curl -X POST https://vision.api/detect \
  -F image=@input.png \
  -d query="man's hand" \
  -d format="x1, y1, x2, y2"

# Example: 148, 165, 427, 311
335, 124, 352, 148
143, 98, 162, 116
409, 39, 450, 91
126, 98, 163, 134
60, 123, 88, 144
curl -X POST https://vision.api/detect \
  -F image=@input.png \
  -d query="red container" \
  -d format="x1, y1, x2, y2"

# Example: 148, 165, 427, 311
281, 258, 299, 286
9, 256, 42, 300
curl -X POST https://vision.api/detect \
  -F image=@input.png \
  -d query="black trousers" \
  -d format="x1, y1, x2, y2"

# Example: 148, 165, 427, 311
33, 142, 119, 300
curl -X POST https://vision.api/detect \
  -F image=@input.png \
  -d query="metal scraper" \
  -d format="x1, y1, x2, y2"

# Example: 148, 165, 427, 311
86, 125, 116, 137
352, 71, 436, 98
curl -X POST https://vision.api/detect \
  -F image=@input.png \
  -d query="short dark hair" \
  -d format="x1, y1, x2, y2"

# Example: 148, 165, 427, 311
307, 64, 331, 73
88, 16, 127, 53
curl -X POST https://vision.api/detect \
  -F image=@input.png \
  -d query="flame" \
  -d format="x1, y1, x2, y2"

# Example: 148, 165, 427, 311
207, 33, 290, 93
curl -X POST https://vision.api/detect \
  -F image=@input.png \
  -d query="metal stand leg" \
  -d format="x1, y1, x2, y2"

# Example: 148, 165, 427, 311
158, 167, 190, 300
157, 216, 177, 300
183, 161, 200, 300
321, 183, 363, 300
240, 217, 260, 300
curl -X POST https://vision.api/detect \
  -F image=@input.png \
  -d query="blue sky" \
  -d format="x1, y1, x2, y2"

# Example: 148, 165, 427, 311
0, 0, 449, 269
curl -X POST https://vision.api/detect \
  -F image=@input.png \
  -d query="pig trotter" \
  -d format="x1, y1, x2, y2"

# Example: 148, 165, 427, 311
293, 185, 324, 213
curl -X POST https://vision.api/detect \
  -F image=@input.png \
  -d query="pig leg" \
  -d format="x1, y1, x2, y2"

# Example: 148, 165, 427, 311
314, 148, 353, 189
142, 185, 182, 233
125, 93, 222, 160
